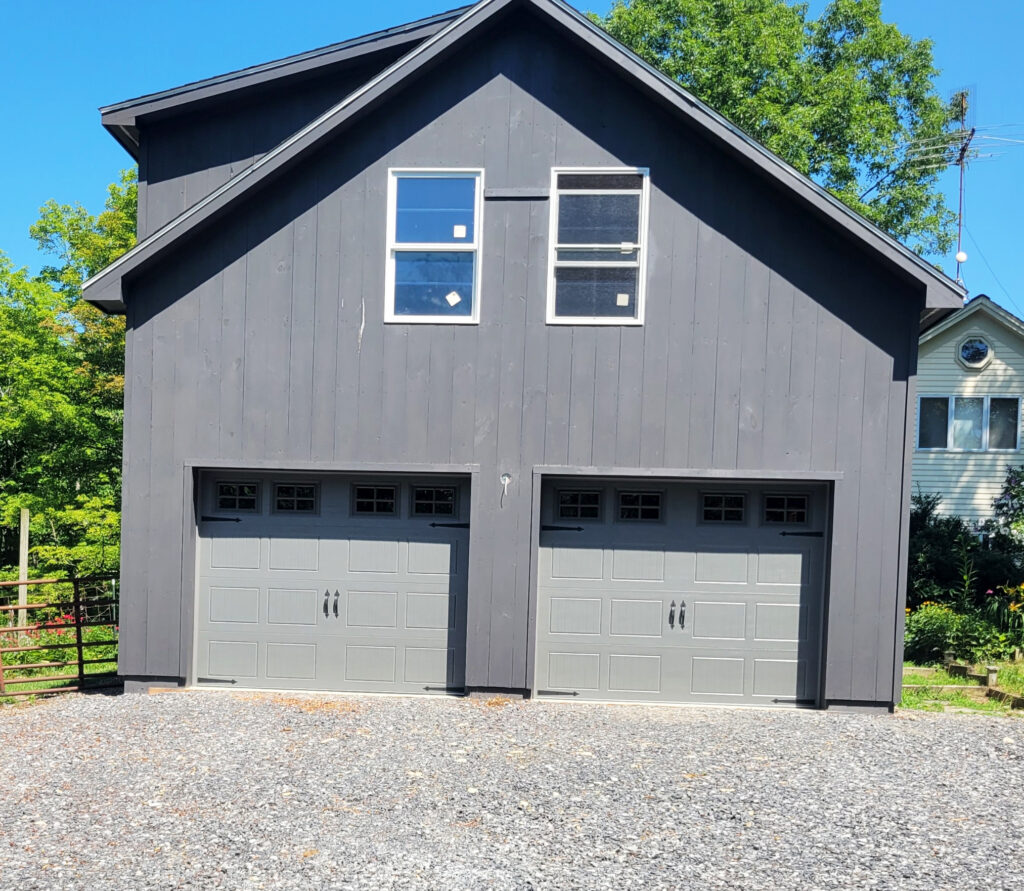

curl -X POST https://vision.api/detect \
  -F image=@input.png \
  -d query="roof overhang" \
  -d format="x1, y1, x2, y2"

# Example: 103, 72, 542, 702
98, 6, 469, 158
85, 0, 966, 314
920, 294, 1024, 344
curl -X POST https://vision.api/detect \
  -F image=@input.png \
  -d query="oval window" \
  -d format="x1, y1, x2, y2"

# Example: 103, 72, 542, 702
960, 337, 990, 367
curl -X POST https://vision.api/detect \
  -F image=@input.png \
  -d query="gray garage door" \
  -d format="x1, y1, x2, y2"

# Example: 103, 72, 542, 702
535, 480, 827, 706
194, 473, 469, 694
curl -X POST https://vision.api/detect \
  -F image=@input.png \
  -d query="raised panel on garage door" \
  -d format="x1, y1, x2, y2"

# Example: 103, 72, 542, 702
194, 474, 469, 694
535, 480, 826, 706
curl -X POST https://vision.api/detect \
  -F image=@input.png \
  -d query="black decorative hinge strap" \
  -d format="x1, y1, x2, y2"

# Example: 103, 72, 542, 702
779, 531, 824, 537
201, 516, 241, 523
429, 522, 470, 528
541, 525, 584, 532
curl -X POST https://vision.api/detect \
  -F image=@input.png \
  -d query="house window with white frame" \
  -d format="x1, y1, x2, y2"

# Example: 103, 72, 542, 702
918, 395, 1020, 451
547, 169, 649, 324
385, 170, 482, 323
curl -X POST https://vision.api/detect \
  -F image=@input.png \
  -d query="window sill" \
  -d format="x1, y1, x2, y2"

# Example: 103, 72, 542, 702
546, 317, 644, 327
384, 316, 480, 325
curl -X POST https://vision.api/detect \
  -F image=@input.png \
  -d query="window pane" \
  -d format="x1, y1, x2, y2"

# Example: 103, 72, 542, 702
554, 266, 638, 318
557, 194, 640, 245
952, 397, 983, 449
394, 251, 474, 317
918, 398, 948, 448
395, 177, 476, 243
990, 398, 1019, 449
556, 248, 639, 263
557, 173, 644, 190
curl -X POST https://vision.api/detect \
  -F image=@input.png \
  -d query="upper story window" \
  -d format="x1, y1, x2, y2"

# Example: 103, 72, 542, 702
547, 168, 649, 325
957, 335, 993, 370
918, 395, 1020, 451
385, 170, 482, 324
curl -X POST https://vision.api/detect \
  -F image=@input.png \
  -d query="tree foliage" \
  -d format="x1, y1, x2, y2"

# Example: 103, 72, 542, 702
595, 0, 960, 253
0, 169, 135, 577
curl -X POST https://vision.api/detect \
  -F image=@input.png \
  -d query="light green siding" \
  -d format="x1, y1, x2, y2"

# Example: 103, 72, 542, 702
913, 308, 1024, 521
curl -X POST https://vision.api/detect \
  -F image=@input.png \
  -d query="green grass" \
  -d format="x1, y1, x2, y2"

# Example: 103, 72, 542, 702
992, 663, 1024, 697
901, 667, 976, 687
899, 685, 1013, 714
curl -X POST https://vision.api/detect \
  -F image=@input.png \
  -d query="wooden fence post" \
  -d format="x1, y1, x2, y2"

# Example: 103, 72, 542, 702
18, 508, 29, 628
72, 579, 86, 689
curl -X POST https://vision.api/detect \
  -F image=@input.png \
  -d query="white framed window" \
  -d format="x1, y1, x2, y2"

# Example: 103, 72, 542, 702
546, 167, 650, 325
918, 395, 1020, 451
385, 169, 483, 323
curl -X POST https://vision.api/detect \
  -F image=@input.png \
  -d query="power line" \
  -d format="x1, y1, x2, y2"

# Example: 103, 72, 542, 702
964, 225, 1023, 316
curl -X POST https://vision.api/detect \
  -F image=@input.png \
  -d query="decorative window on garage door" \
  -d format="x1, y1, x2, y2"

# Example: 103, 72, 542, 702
617, 491, 662, 521
558, 490, 601, 520
353, 485, 397, 515
217, 481, 260, 512
412, 486, 457, 516
273, 483, 319, 513
701, 493, 745, 523
762, 494, 808, 524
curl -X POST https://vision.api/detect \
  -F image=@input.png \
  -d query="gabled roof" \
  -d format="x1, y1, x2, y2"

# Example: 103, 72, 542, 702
99, 6, 469, 157
84, 0, 967, 314
919, 294, 1024, 345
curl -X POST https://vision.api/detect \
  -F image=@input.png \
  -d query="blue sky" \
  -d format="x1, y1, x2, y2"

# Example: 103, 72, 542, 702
1, 1, 1020, 313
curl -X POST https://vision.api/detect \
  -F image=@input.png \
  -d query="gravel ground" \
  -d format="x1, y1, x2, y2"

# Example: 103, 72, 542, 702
1, 692, 1023, 890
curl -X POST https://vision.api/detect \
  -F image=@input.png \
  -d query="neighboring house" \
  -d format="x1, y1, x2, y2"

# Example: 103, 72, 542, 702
915, 295, 1024, 523
83, 0, 963, 710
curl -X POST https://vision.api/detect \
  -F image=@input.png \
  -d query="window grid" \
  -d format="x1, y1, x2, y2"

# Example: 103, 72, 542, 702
274, 483, 319, 513
702, 493, 745, 523
917, 395, 1020, 452
385, 169, 483, 324
618, 491, 662, 521
763, 495, 808, 525
353, 485, 397, 515
547, 167, 649, 325
216, 482, 259, 512
413, 487, 457, 516
558, 490, 602, 520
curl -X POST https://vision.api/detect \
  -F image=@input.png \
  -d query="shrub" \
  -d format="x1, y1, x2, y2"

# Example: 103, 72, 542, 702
904, 603, 959, 663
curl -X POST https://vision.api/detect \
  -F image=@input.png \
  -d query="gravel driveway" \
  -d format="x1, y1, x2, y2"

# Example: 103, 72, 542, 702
2, 691, 1023, 890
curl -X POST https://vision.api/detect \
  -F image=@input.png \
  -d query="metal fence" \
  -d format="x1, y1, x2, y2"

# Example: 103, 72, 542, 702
0, 576, 119, 698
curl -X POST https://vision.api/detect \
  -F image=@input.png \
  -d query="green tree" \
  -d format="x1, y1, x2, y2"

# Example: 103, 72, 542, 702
595, 0, 960, 254
0, 169, 135, 577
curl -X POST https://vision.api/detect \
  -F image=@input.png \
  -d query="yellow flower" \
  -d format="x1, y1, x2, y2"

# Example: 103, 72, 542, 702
1010, 603, 1020, 612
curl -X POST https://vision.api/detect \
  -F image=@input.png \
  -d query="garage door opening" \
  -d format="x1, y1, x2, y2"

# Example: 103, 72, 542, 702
193, 472, 470, 694
534, 479, 828, 706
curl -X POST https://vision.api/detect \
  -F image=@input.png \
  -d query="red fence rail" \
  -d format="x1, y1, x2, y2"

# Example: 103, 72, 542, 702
0, 576, 119, 698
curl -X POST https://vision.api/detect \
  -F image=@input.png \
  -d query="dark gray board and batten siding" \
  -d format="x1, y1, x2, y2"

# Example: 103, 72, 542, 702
119, 12, 920, 705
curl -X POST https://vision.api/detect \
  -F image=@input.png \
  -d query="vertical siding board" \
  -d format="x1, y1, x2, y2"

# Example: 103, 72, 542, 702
193, 251, 223, 459
760, 272, 796, 466
825, 323, 868, 701
785, 287, 819, 470
310, 187, 342, 461
241, 198, 274, 462
286, 195, 319, 461
427, 328, 456, 461
404, 333, 432, 461
450, 326, 479, 463
736, 249, 770, 469
567, 329, 597, 467
263, 197, 298, 461
615, 327, 646, 467
354, 166, 386, 459
638, 185, 672, 468
662, 209, 699, 467
686, 221, 721, 468
590, 329, 621, 466
851, 343, 897, 700
380, 328, 410, 459
810, 308, 843, 471
490, 197, 531, 686
218, 226, 248, 459
333, 175, 367, 461
710, 232, 745, 470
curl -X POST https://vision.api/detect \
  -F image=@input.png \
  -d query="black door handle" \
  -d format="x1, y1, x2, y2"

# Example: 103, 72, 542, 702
323, 590, 330, 618
668, 600, 676, 629
333, 590, 340, 619
679, 601, 686, 630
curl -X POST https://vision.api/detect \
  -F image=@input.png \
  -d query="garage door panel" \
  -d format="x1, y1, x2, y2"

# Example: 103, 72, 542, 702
609, 599, 663, 637
536, 480, 826, 705
196, 475, 469, 694
269, 537, 320, 572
